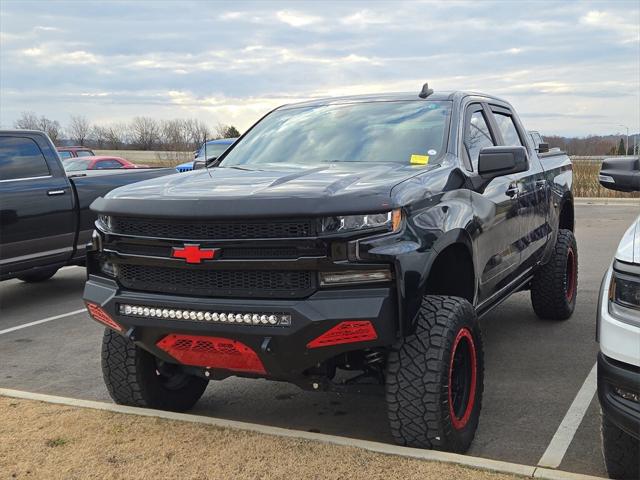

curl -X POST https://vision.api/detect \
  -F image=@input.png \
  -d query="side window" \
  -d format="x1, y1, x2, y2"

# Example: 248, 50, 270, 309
0, 136, 50, 181
58, 151, 72, 159
76, 150, 94, 157
493, 113, 523, 146
464, 110, 495, 170
95, 160, 122, 169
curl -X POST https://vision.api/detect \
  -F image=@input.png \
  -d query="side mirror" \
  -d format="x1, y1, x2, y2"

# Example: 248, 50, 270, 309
192, 159, 206, 170
599, 157, 640, 192
537, 142, 549, 154
478, 146, 529, 180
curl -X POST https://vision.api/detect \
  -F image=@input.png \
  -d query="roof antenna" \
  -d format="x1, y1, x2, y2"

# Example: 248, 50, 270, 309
418, 82, 433, 99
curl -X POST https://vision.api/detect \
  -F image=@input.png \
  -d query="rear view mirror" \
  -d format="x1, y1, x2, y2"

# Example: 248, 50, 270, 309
478, 146, 529, 180
599, 157, 640, 192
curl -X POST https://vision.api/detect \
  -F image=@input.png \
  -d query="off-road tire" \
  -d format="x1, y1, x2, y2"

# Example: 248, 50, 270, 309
530, 229, 577, 320
385, 295, 484, 453
101, 329, 208, 412
602, 414, 639, 480
17, 267, 59, 283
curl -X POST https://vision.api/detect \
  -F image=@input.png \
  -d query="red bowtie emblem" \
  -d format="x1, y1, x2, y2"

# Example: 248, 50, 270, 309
171, 245, 219, 264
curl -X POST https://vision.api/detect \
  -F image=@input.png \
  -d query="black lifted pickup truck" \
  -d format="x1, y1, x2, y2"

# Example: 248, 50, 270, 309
84, 86, 576, 453
0, 130, 172, 282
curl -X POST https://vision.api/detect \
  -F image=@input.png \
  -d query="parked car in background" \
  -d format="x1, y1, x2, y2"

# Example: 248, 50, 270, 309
64, 156, 147, 172
597, 157, 640, 480
84, 86, 577, 454
0, 130, 174, 282
175, 138, 237, 172
57, 146, 95, 159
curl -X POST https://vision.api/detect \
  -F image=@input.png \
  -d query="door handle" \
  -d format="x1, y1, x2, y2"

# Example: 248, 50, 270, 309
47, 189, 66, 196
505, 185, 518, 197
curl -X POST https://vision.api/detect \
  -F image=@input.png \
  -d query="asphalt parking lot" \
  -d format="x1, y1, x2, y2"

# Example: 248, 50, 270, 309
1, 203, 637, 478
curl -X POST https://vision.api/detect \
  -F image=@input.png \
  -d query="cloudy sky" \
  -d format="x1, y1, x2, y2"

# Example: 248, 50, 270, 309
1, 0, 638, 136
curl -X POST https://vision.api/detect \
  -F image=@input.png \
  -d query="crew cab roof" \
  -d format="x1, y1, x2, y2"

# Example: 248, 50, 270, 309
277, 90, 509, 110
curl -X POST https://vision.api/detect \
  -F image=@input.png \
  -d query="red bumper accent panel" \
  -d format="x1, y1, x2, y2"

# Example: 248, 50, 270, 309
156, 334, 266, 374
86, 302, 123, 332
307, 321, 378, 348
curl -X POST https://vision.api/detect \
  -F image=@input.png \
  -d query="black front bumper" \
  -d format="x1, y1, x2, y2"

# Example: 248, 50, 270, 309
598, 352, 640, 440
84, 274, 397, 382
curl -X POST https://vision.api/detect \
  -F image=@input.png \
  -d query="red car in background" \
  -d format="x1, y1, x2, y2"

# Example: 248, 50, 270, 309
63, 156, 147, 171
57, 146, 95, 159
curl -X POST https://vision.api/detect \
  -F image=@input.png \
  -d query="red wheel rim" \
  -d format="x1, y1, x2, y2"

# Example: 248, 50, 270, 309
566, 248, 576, 302
448, 328, 477, 430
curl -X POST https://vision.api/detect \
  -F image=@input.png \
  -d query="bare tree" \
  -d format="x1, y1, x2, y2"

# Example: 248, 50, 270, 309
13, 111, 40, 130
68, 115, 91, 145
214, 123, 240, 139
91, 125, 109, 148
14, 111, 64, 144
184, 118, 210, 149
130, 116, 159, 150
105, 122, 129, 149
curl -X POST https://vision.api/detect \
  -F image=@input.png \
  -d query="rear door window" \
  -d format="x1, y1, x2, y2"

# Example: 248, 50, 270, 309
492, 112, 523, 147
76, 150, 94, 157
0, 136, 50, 181
95, 159, 123, 169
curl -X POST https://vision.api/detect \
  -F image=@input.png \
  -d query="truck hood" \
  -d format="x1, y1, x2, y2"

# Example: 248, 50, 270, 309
615, 215, 640, 265
93, 163, 435, 218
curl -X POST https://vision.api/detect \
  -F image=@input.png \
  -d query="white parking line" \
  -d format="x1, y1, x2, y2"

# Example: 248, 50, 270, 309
0, 309, 86, 336
537, 362, 598, 468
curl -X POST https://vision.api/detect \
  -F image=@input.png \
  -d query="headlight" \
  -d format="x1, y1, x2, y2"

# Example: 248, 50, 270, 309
320, 210, 402, 235
610, 272, 640, 310
97, 214, 112, 231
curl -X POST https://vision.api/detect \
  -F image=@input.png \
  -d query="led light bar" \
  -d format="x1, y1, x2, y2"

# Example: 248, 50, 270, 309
118, 304, 291, 326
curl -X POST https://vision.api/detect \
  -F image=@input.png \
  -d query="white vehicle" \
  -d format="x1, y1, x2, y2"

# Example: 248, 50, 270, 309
597, 157, 639, 479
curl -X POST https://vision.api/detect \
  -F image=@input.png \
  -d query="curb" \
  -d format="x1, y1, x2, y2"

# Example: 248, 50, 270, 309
0, 388, 605, 480
575, 197, 640, 206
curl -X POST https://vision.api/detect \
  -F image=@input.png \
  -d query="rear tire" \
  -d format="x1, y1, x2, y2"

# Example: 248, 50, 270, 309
385, 295, 484, 453
101, 329, 208, 412
530, 229, 577, 320
17, 267, 59, 283
602, 414, 639, 480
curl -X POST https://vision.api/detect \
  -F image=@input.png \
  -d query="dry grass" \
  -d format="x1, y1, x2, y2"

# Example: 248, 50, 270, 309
0, 397, 522, 480
572, 160, 640, 198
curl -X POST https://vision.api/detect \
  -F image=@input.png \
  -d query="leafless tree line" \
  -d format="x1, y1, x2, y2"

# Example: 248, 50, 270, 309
13, 111, 241, 151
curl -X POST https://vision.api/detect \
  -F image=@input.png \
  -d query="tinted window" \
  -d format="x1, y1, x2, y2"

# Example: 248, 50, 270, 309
95, 159, 123, 169
76, 150, 94, 157
58, 150, 73, 159
0, 136, 50, 181
196, 143, 231, 160
493, 113, 522, 146
220, 101, 452, 168
64, 159, 91, 171
465, 110, 494, 169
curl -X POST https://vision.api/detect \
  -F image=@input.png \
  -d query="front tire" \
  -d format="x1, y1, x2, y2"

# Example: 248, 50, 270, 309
101, 329, 208, 412
385, 295, 484, 453
530, 229, 578, 320
602, 414, 639, 479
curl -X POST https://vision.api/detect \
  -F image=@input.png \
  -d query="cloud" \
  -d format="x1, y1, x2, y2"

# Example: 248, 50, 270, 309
0, 0, 638, 136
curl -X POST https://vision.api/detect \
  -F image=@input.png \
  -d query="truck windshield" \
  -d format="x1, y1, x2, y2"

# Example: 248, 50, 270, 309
220, 101, 451, 168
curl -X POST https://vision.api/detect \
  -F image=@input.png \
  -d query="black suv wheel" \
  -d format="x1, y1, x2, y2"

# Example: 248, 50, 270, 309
530, 229, 578, 320
101, 329, 208, 412
385, 295, 484, 453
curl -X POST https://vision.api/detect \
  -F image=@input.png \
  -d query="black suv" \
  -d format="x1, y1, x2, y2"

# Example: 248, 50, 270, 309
84, 86, 576, 453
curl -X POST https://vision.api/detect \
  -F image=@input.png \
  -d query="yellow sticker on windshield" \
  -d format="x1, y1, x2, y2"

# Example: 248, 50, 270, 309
410, 154, 429, 165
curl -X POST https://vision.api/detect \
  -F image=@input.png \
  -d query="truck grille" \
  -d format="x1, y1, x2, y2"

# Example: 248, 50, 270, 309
110, 216, 315, 240
117, 264, 315, 298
